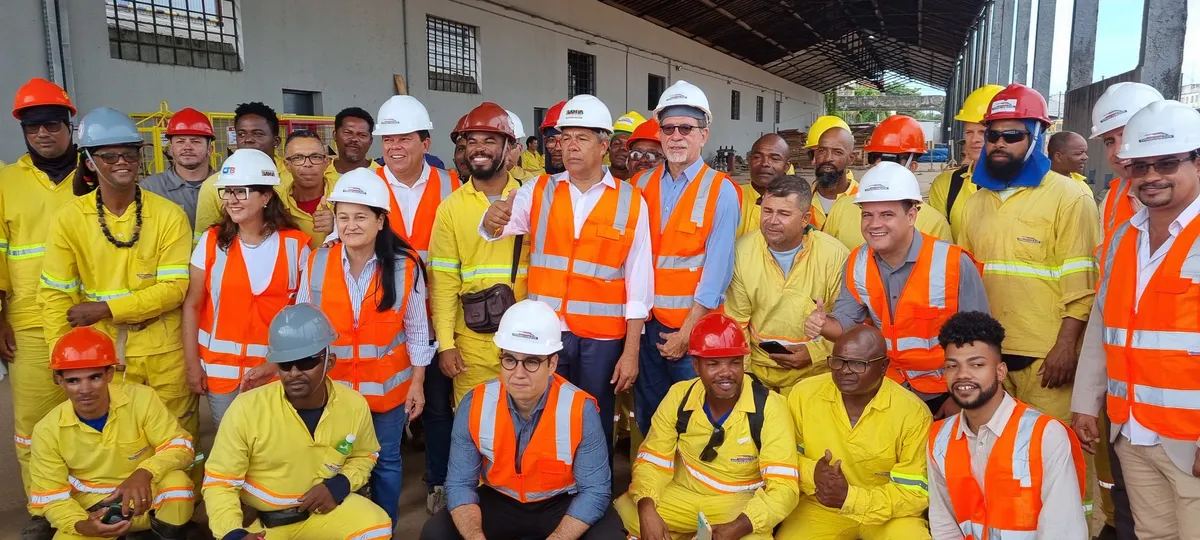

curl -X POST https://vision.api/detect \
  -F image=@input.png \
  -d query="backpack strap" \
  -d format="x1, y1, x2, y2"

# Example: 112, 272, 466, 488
674, 381, 699, 437
675, 378, 770, 453
945, 165, 969, 225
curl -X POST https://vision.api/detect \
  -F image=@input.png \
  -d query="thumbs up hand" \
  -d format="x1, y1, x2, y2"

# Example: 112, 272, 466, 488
804, 299, 828, 339
483, 194, 514, 238
312, 196, 334, 234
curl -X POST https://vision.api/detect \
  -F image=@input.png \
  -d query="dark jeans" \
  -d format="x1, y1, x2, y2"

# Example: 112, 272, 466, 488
423, 362, 455, 490
634, 317, 697, 435
555, 331, 625, 459
419, 487, 626, 540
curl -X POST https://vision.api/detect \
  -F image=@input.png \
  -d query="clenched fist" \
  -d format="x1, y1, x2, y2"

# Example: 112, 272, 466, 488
312, 196, 335, 234
482, 195, 514, 238
804, 298, 828, 339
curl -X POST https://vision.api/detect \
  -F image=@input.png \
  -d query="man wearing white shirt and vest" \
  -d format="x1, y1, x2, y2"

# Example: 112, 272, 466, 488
482, 94, 651, 456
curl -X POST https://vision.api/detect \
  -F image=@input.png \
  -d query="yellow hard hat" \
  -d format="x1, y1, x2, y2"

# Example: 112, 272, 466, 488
613, 110, 646, 134
954, 85, 1005, 124
805, 115, 851, 148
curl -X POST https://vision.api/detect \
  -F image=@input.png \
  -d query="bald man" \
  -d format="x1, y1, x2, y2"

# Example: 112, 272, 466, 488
739, 134, 792, 236
778, 325, 932, 539
1048, 131, 1091, 189
810, 128, 858, 229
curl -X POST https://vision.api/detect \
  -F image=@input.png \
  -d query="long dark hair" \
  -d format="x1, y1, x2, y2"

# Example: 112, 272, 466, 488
369, 208, 424, 312
215, 186, 299, 249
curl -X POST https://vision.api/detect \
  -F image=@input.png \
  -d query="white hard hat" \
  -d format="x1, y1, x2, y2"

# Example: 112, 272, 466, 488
215, 149, 281, 187
556, 95, 614, 133
854, 161, 922, 204
1090, 82, 1164, 139
328, 168, 390, 211
1118, 100, 1200, 160
374, 95, 433, 136
653, 80, 712, 126
505, 110, 527, 140
492, 300, 563, 356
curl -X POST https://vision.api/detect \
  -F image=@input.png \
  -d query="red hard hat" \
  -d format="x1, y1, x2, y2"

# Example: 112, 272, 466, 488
449, 114, 469, 144
864, 115, 926, 154
688, 313, 750, 358
984, 83, 1051, 126
12, 77, 76, 119
626, 118, 661, 149
461, 102, 516, 140
540, 101, 567, 134
50, 327, 119, 371
166, 107, 214, 137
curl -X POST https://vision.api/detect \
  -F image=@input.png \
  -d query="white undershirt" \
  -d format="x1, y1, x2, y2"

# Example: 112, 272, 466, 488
383, 162, 432, 233
191, 230, 310, 295
817, 193, 837, 214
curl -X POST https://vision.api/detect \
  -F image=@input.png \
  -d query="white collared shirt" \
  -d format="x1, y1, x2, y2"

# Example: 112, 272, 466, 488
383, 161, 432, 233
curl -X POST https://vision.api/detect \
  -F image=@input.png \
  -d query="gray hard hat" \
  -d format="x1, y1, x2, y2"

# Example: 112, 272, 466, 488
77, 107, 143, 149
266, 303, 338, 363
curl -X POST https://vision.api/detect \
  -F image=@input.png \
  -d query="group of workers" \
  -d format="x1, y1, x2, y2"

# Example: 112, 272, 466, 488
0, 62, 1198, 540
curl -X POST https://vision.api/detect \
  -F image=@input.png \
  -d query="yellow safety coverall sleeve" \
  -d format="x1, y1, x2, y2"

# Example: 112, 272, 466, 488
131, 392, 196, 481
37, 206, 83, 348
202, 396, 254, 537
194, 173, 222, 238
29, 430, 92, 535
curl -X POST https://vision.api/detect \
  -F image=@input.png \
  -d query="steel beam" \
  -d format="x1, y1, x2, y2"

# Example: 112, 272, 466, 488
1032, 0, 1056, 96
1012, 0, 1032, 83
997, 0, 1016, 84
1066, 0, 1099, 91
1138, 0, 1187, 99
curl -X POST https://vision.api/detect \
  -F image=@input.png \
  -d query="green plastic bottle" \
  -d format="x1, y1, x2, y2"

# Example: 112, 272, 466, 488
335, 434, 356, 456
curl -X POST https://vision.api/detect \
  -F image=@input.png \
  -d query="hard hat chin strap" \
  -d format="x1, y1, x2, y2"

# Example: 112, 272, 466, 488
1024, 123, 1043, 162
83, 148, 109, 187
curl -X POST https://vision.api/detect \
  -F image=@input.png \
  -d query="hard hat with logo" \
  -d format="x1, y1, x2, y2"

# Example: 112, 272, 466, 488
540, 101, 567, 135
493, 300, 564, 356
805, 115, 851, 148
449, 114, 469, 144
11, 77, 76, 119
688, 313, 750, 358
215, 148, 281, 187
50, 327, 119, 371
654, 80, 712, 125
557, 94, 613, 133
984, 83, 1051, 126
462, 102, 516, 141
329, 168, 390, 211
1090, 82, 1165, 140
954, 85, 1005, 124
626, 118, 661, 149
374, 95, 433, 136
506, 110, 527, 140
1118, 100, 1200, 160
166, 107, 214, 138
266, 303, 339, 363
855, 161, 922, 204
864, 115, 926, 155
613, 110, 646, 134
77, 107, 144, 149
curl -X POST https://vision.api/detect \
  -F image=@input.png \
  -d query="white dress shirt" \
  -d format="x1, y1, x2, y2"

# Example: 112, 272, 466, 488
479, 170, 653, 338
383, 161, 432, 234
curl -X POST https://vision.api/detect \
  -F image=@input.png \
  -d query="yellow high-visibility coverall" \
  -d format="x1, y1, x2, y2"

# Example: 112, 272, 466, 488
0, 154, 77, 495
194, 156, 294, 239
428, 175, 529, 404
928, 164, 978, 243
203, 379, 391, 539
736, 182, 761, 238
821, 197, 953, 250
29, 383, 194, 538
38, 190, 199, 440
777, 374, 932, 540
810, 174, 857, 231
614, 375, 799, 539
520, 150, 545, 177
725, 230, 846, 394
322, 160, 380, 185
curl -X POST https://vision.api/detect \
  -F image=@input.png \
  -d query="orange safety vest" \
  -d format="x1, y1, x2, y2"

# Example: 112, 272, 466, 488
527, 174, 641, 339
631, 164, 740, 328
1097, 218, 1200, 440
199, 228, 310, 394
467, 374, 595, 503
306, 244, 416, 412
1101, 177, 1136, 237
928, 400, 1086, 539
374, 166, 458, 261
846, 233, 978, 394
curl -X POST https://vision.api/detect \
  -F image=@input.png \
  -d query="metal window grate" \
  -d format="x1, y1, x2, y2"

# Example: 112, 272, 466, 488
105, 0, 241, 71
427, 16, 480, 94
756, 96, 764, 123
775, 100, 781, 124
648, 74, 666, 110
731, 90, 741, 120
568, 50, 596, 97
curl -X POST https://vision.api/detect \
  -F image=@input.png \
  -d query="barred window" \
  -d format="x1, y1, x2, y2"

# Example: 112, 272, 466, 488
731, 90, 741, 120
568, 50, 596, 97
106, 0, 241, 71
756, 96, 764, 122
427, 16, 480, 94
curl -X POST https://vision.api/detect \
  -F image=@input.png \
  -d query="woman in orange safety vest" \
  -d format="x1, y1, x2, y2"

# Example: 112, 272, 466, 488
295, 167, 433, 528
182, 149, 311, 425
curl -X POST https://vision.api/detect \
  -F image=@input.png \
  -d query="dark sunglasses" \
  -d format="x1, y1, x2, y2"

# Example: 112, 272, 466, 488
827, 355, 888, 374
986, 130, 1031, 144
699, 424, 726, 462
91, 151, 142, 165
1128, 154, 1195, 178
278, 350, 327, 373
660, 124, 699, 136
21, 121, 68, 135
629, 150, 663, 162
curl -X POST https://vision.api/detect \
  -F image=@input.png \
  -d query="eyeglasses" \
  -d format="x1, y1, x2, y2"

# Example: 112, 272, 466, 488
1128, 154, 1194, 178
21, 121, 68, 135
91, 151, 142, 165
985, 130, 1031, 144
827, 355, 888, 374
285, 153, 329, 166
278, 350, 327, 373
699, 424, 725, 462
629, 150, 663, 163
217, 187, 252, 201
500, 354, 549, 373
660, 124, 700, 136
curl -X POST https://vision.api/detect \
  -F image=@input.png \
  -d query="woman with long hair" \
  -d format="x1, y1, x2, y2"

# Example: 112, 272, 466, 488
296, 168, 433, 528
182, 148, 311, 424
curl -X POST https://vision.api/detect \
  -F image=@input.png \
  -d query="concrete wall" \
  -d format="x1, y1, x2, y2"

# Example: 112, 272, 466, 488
1, 0, 823, 161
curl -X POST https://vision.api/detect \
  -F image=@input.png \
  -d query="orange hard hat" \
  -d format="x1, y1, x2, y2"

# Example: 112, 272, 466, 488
984, 83, 1051, 126
461, 102, 516, 140
864, 115, 926, 155
626, 117, 661, 149
12, 77, 76, 119
540, 101, 567, 134
166, 107, 214, 137
449, 114, 469, 144
688, 313, 750, 358
50, 327, 118, 371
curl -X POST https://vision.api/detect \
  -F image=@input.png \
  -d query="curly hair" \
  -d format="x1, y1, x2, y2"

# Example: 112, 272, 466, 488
234, 102, 280, 135
335, 107, 375, 133
937, 311, 1005, 353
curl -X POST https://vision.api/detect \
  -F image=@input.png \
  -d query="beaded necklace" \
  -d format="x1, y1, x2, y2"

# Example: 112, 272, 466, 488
96, 186, 143, 248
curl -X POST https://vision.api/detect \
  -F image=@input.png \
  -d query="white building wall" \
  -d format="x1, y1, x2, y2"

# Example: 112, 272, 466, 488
1, 0, 823, 162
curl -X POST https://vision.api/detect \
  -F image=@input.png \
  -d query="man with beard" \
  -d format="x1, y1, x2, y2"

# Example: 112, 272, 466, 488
810, 126, 858, 230
428, 102, 529, 405
1073, 101, 1200, 540
141, 107, 215, 226
776, 325, 932, 540
614, 313, 799, 540
326, 107, 381, 180
1092, 83, 1164, 237
203, 304, 390, 540
195, 102, 293, 235
928, 311, 1087, 538
1048, 131, 1092, 191
608, 110, 645, 181
449, 114, 472, 182
737, 134, 790, 237
928, 85, 1003, 240
540, 101, 567, 175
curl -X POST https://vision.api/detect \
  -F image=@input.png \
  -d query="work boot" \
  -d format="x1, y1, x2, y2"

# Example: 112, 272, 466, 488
148, 512, 189, 540
19, 516, 53, 540
427, 485, 446, 515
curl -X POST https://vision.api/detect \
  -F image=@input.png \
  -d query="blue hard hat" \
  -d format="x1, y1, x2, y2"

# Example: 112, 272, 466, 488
76, 107, 143, 149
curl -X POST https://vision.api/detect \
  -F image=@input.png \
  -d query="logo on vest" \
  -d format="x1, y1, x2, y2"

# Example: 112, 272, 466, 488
729, 455, 755, 464
128, 445, 149, 461
1139, 132, 1175, 143
1016, 236, 1041, 245
990, 99, 1018, 114
324, 462, 344, 474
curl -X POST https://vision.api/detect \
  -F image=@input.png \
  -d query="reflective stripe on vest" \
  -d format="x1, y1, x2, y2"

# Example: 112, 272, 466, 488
931, 407, 1042, 487
1103, 178, 1134, 234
